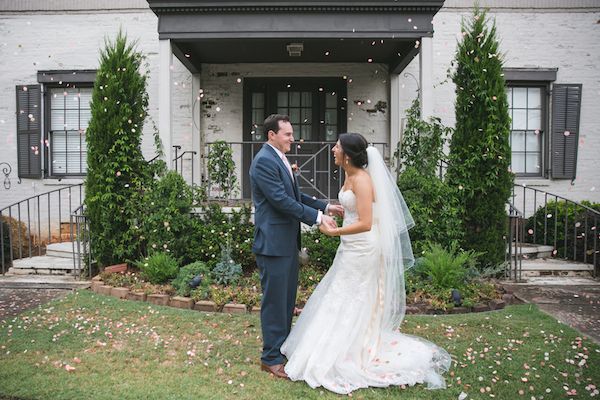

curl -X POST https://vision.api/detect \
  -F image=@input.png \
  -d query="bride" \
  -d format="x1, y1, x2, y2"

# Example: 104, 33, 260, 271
280, 133, 451, 394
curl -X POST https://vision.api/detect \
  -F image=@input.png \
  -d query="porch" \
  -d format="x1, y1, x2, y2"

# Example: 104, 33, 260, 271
146, 0, 444, 193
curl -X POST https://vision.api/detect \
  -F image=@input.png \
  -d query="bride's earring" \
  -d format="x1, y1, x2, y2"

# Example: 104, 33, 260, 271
345, 158, 349, 165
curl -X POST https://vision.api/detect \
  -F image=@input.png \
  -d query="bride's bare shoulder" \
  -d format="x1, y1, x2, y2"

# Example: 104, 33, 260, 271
355, 170, 373, 186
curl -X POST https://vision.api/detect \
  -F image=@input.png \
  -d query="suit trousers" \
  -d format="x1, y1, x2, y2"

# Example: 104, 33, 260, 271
256, 252, 299, 366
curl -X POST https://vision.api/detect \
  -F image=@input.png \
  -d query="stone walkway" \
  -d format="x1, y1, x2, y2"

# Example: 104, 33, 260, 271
503, 277, 600, 344
0, 288, 71, 321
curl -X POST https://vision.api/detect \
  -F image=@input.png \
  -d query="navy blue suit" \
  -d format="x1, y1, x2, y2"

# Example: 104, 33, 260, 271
249, 143, 327, 366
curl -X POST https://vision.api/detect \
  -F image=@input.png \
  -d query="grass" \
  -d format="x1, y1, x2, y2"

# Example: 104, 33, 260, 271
0, 290, 599, 400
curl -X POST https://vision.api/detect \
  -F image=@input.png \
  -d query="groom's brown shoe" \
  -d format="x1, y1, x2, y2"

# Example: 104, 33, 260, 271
260, 363, 288, 379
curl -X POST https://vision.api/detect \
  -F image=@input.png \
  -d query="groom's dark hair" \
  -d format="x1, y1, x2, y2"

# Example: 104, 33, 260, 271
339, 133, 369, 168
264, 114, 290, 137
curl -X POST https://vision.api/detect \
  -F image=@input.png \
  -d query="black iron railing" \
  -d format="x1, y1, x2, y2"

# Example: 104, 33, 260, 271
173, 145, 198, 186
204, 141, 388, 201
0, 183, 84, 275
511, 183, 599, 277
506, 202, 524, 281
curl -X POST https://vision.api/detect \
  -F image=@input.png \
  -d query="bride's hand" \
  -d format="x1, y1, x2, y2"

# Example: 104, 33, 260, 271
327, 204, 344, 218
319, 215, 338, 236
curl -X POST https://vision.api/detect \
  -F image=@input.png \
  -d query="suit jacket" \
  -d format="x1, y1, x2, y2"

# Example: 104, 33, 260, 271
249, 143, 327, 257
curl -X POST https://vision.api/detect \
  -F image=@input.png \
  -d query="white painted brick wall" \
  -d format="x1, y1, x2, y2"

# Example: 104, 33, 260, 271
398, 8, 600, 208
1, 4, 599, 212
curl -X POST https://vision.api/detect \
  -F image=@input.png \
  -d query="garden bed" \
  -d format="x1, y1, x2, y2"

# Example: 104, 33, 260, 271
91, 267, 515, 315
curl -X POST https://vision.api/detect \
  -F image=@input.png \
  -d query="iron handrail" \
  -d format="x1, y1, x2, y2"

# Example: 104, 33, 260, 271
1, 183, 84, 275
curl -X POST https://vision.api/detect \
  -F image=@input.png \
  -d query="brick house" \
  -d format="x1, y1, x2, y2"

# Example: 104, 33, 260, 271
1, 0, 599, 209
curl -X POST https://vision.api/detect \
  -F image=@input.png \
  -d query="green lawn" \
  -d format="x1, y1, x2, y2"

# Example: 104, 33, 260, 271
0, 290, 598, 400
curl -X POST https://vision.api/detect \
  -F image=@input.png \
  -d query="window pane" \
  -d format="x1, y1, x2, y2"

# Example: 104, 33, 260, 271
80, 108, 91, 130
252, 109, 264, 125
290, 92, 300, 107
277, 92, 288, 107
277, 107, 288, 115
325, 126, 337, 141
52, 152, 67, 174
527, 88, 541, 109
64, 108, 79, 130
50, 130, 87, 175
289, 108, 300, 124
326, 93, 337, 108
301, 125, 312, 140
252, 93, 264, 108
512, 109, 527, 130
525, 153, 541, 174
527, 109, 541, 130
301, 92, 312, 107
526, 130, 541, 152
511, 131, 525, 151
511, 153, 525, 174
50, 109, 65, 130
513, 88, 527, 108
505, 88, 512, 108
79, 89, 92, 106
252, 124, 263, 142
301, 108, 312, 124
325, 109, 337, 125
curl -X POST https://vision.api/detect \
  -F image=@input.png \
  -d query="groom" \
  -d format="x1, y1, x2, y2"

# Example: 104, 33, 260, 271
249, 114, 342, 379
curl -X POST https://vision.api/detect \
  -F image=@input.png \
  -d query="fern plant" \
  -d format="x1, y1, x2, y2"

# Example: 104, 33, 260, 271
135, 252, 179, 284
416, 243, 480, 291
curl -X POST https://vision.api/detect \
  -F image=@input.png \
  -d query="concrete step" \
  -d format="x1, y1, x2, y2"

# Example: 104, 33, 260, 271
10, 255, 79, 275
0, 273, 90, 289
519, 258, 594, 277
45, 242, 82, 259
511, 243, 555, 259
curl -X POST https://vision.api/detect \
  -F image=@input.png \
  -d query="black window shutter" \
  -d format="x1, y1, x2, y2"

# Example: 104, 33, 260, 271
551, 84, 582, 179
16, 84, 42, 178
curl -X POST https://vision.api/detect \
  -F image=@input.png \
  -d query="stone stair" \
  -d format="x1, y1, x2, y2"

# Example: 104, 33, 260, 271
512, 243, 554, 259
508, 242, 596, 280
520, 258, 595, 278
7, 242, 82, 276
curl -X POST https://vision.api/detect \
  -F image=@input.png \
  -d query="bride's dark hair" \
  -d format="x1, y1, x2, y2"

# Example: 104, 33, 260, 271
339, 133, 368, 168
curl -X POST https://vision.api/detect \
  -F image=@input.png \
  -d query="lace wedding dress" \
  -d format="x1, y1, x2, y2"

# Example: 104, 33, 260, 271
281, 188, 451, 394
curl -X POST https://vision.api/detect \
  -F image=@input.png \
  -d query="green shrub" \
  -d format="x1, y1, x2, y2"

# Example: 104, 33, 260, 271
301, 227, 340, 272
187, 203, 255, 272
136, 252, 179, 284
171, 261, 212, 297
397, 167, 464, 255
209, 285, 233, 311
212, 242, 242, 285
445, 7, 513, 267
236, 285, 261, 311
410, 243, 480, 291
139, 171, 196, 264
207, 140, 238, 199
85, 31, 154, 267
525, 199, 600, 262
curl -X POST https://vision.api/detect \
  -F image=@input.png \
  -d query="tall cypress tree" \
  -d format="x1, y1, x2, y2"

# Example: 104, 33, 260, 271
85, 31, 151, 267
446, 8, 513, 267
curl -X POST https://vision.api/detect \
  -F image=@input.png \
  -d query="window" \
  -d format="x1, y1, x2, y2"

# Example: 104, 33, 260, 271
48, 87, 92, 176
504, 68, 582, 180
506, 85, 545, 176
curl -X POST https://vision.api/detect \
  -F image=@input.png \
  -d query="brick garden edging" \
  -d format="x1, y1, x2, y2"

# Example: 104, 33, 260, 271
90, 275, 517, 315
90, 275, 258, 314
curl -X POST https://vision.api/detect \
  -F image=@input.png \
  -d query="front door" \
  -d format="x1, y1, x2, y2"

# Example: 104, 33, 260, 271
242, 77, 347, 199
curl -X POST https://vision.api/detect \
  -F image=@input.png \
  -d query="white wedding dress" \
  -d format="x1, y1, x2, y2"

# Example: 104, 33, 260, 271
281, 188, 451, 395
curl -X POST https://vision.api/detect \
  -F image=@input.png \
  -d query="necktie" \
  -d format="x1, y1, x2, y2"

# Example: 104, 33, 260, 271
281, 153, 294, 179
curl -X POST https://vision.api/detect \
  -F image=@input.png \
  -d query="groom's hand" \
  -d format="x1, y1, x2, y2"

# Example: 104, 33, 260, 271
327, 204, 344, 218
